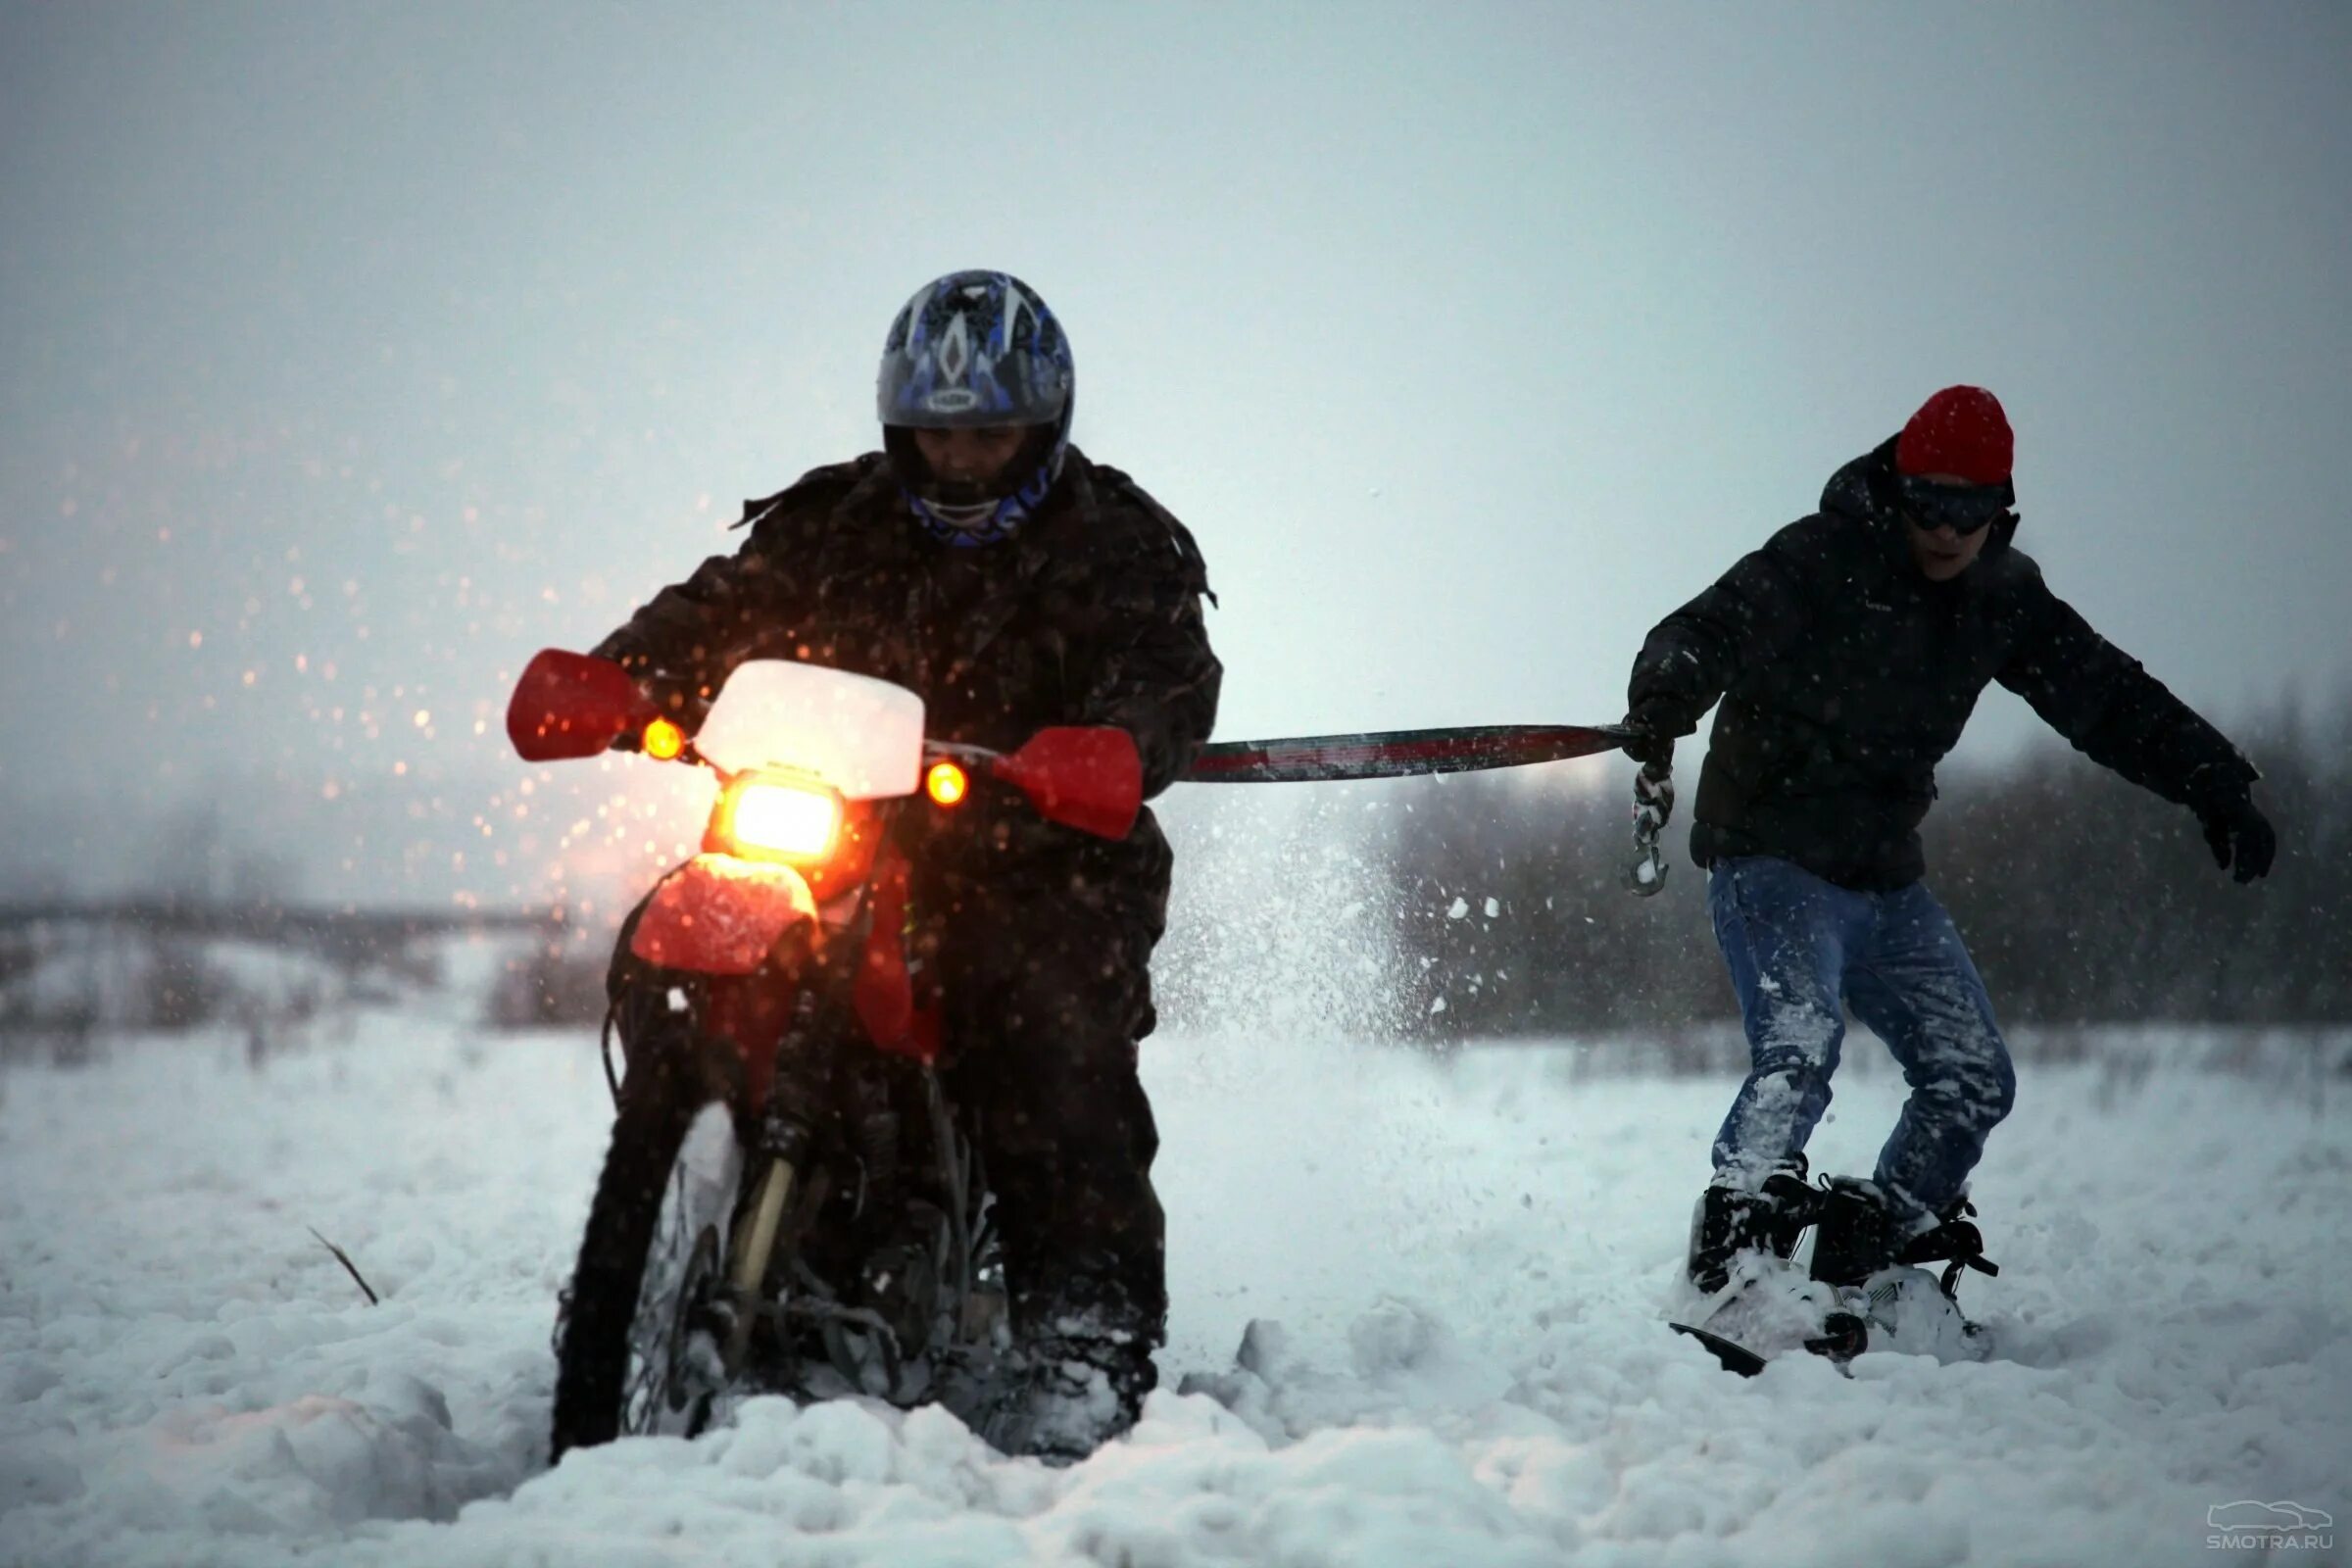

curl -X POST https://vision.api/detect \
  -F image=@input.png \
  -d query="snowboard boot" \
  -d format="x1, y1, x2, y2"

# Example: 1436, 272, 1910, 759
1687, 1153, 1818, 1296
1813, 1179, 2002, 1296
1807, 1175, 1904, 1288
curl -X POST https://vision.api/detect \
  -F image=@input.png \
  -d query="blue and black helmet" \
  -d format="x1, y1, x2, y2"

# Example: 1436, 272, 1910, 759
878, 270, 1074, 545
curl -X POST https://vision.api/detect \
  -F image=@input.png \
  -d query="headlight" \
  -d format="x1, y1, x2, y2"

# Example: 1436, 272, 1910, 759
714, 773, 842, 862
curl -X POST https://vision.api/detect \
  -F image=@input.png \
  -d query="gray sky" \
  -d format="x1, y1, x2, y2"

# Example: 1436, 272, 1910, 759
4, 1, 2348, 906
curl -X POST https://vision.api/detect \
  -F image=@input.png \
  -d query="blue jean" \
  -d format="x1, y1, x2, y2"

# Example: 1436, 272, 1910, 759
1706, 856, 2016, 1229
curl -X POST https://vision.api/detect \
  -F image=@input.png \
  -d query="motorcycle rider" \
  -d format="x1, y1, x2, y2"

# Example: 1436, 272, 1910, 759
590, 270, 1220, 1461
1622, 385, 2277, 1298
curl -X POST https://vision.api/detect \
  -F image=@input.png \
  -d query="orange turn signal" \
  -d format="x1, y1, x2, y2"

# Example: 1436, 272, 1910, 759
924, 760, 968, 808
642, 717, 686, 761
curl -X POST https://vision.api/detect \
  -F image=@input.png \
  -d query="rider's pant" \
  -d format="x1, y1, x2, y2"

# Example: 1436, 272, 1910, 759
931, 832, 1169, 1354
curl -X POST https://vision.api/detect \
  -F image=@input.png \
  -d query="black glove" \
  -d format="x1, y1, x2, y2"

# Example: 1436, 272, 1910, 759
1620, 702, 1683, 769
2197, 795, 2276, 883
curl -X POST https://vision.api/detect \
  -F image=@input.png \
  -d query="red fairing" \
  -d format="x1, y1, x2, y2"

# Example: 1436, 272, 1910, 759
854, 852, 943, 1062
506, 650, 657, 761
630, 856, 816, 974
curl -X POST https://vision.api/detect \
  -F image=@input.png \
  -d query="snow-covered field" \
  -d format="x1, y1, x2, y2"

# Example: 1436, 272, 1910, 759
2, 1011, 2345, 1568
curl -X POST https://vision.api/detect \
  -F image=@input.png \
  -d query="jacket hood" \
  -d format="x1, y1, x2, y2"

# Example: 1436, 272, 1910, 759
1821, 435, 2020, 560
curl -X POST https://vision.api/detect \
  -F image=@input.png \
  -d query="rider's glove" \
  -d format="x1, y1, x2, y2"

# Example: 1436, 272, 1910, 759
1620, 700, 1684, 770
2196, 793, 2276, 884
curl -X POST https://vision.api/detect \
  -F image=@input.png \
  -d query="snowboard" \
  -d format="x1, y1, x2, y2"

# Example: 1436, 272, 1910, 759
1670, 1261, 1989, 1374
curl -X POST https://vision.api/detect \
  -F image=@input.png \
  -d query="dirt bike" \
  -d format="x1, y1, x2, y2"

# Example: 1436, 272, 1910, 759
505, 650, 1144, 1460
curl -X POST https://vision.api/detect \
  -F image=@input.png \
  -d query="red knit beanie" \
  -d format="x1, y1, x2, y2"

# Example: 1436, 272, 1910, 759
1896, 386, 2013, 484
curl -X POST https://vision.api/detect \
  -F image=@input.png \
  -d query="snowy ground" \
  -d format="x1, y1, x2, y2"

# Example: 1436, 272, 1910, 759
2, 1012, 2346, 1567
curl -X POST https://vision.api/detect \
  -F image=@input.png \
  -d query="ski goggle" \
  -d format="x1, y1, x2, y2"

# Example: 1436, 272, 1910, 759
1896, 473, 2013, 536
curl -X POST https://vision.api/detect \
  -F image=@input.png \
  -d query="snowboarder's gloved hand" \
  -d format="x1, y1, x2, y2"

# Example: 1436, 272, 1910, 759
1620, 702, 1684, 769
2196, 793, 2276, 883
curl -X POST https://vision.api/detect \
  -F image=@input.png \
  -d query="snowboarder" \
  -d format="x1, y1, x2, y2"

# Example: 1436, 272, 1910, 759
590, 270, 1221, 1460
1622, 385, 2276, 1299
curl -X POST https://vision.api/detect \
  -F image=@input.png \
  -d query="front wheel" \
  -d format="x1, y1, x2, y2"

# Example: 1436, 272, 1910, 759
551, 1038, 745, 1460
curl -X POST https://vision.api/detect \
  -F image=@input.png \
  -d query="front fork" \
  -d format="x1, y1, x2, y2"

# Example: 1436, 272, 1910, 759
721, 1140, 803, 1374
717, 1061, 982, 1389
699, 961, 823, 1378
704, 843, 955, 1382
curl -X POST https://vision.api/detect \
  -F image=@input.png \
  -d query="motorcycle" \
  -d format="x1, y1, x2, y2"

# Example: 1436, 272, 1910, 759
505, 650, 1144, 1460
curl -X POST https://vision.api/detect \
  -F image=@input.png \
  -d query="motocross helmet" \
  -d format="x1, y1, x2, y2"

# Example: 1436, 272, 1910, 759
877, 270, 1073, 546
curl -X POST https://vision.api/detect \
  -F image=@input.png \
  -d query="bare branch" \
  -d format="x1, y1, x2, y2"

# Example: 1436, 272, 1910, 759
307, 1227, 380, 1305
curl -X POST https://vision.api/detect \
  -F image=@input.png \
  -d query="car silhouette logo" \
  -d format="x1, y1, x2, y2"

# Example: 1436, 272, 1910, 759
2208, 1500, 2333, 1533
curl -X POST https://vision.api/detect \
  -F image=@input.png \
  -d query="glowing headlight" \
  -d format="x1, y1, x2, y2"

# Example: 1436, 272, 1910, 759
719, 777, 842, 861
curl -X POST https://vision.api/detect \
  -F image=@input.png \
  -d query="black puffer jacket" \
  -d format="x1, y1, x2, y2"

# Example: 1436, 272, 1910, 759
593, 447, 1220, 871
1629, 438, 2256, 891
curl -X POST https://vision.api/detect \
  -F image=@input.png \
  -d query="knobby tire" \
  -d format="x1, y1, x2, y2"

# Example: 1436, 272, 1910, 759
549, 1038, 736, 1460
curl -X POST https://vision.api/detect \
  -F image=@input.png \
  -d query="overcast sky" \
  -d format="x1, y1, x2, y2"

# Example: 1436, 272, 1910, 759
3, 1, 2347, 906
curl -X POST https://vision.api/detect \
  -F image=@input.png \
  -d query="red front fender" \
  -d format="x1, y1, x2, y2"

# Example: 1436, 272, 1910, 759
630, 855, 817, 974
